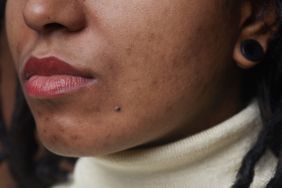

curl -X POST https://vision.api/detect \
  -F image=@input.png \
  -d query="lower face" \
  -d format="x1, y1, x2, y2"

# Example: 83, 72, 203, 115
6, 0, 243, 156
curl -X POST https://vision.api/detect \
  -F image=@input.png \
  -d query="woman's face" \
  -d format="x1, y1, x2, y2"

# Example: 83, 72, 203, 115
6, 0, 244, 156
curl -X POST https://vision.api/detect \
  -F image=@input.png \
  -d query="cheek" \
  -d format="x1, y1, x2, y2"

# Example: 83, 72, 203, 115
5, 0, 34, 67
100, 0, 239, 133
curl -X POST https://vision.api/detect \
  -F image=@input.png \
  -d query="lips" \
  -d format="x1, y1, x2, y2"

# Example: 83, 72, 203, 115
22, 56, 95, 98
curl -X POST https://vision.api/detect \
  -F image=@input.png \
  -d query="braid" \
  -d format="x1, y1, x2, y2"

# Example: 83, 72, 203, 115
265, 32, 282, 186
232, 127, 269, 187
267, 147, 282, 187
233, 0, 282, 187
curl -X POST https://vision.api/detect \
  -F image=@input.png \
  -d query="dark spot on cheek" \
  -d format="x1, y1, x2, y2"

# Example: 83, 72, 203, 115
148, 33, 156, 42
126, 47, 133, 56
50, 135, 58, 145
114, 106, 122, 112
84, 105, 101, 114
44, 116, 50, 122
107, 63, 114, 71
150, 80, 160, 89
152, 80, 158, 85
70, 135, 80, 141
36, 110, 43, 118
58, 125, 65, 134
165, 105, 174, 113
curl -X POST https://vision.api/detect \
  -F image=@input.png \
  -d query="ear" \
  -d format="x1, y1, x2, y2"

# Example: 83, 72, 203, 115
233, 1, 278, 69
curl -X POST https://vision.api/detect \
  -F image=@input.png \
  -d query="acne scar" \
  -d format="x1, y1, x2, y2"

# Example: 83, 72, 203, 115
44, 116, 50, 122
148, 33, 156, 42
70, 135, 80, 141
126, 47, 133, 56
50, 135, 58, 145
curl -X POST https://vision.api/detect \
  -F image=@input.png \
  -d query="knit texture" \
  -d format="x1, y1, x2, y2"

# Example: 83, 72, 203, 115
54, 101, 277, 188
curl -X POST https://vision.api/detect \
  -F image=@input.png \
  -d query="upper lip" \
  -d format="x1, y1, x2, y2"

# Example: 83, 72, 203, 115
22, 56, 93, 80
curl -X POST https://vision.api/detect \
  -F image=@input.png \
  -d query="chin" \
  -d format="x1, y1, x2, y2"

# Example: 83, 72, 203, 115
37, 127, 83, 157
39, 133, 102, 157
35, 117, 129, 157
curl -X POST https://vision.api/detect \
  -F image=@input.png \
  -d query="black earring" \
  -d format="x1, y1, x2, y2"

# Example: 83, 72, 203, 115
240, 39, 265, 62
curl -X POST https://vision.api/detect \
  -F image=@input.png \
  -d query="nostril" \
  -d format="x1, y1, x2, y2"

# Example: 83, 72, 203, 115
23, 0, 86, 33
44, 23, 65, 31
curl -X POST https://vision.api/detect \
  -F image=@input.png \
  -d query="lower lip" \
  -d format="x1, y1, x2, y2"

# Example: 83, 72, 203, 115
24, 75, 95, 98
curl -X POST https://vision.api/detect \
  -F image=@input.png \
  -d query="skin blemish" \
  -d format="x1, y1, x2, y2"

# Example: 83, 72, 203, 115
58, 125, 65, 133
44, 116, 50, 122
71, 135, 80, 141
36, 110, 43, 117
126, 46, 133, 56
114, 106, 122, 112
148, 32, 156, 42
50, 135, 58, 145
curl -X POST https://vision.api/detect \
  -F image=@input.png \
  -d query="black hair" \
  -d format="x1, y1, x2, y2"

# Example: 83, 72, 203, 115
0, 0, 5, 31
0, 0, 4, 22
232, 0, 282, 187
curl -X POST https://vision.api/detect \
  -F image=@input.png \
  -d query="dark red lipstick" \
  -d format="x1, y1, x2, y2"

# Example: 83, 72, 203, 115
23, 56, 95, 98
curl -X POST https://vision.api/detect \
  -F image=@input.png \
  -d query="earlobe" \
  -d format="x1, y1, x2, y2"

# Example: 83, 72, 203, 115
241, 39, 264, 62
234, 39, 265, 69
233, 1, 278, 69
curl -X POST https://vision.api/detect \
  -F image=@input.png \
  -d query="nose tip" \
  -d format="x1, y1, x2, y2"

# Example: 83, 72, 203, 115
23, 0, 86, 32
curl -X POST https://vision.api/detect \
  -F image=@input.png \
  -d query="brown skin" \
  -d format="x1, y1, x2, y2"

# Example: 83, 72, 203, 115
0, 163, 16, 188
0, 29, 17, 188
5, 0, 276, 157
0, 29, 16, 127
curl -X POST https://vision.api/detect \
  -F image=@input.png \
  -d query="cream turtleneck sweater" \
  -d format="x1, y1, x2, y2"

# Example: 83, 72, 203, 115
54, 101, 277, 188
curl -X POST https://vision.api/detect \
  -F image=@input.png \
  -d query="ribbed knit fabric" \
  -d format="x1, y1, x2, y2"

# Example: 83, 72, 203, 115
53, 101, 277, 188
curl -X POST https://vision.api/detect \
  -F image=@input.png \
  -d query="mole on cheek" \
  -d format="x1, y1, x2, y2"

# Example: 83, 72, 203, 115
114, 106, 122, 113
